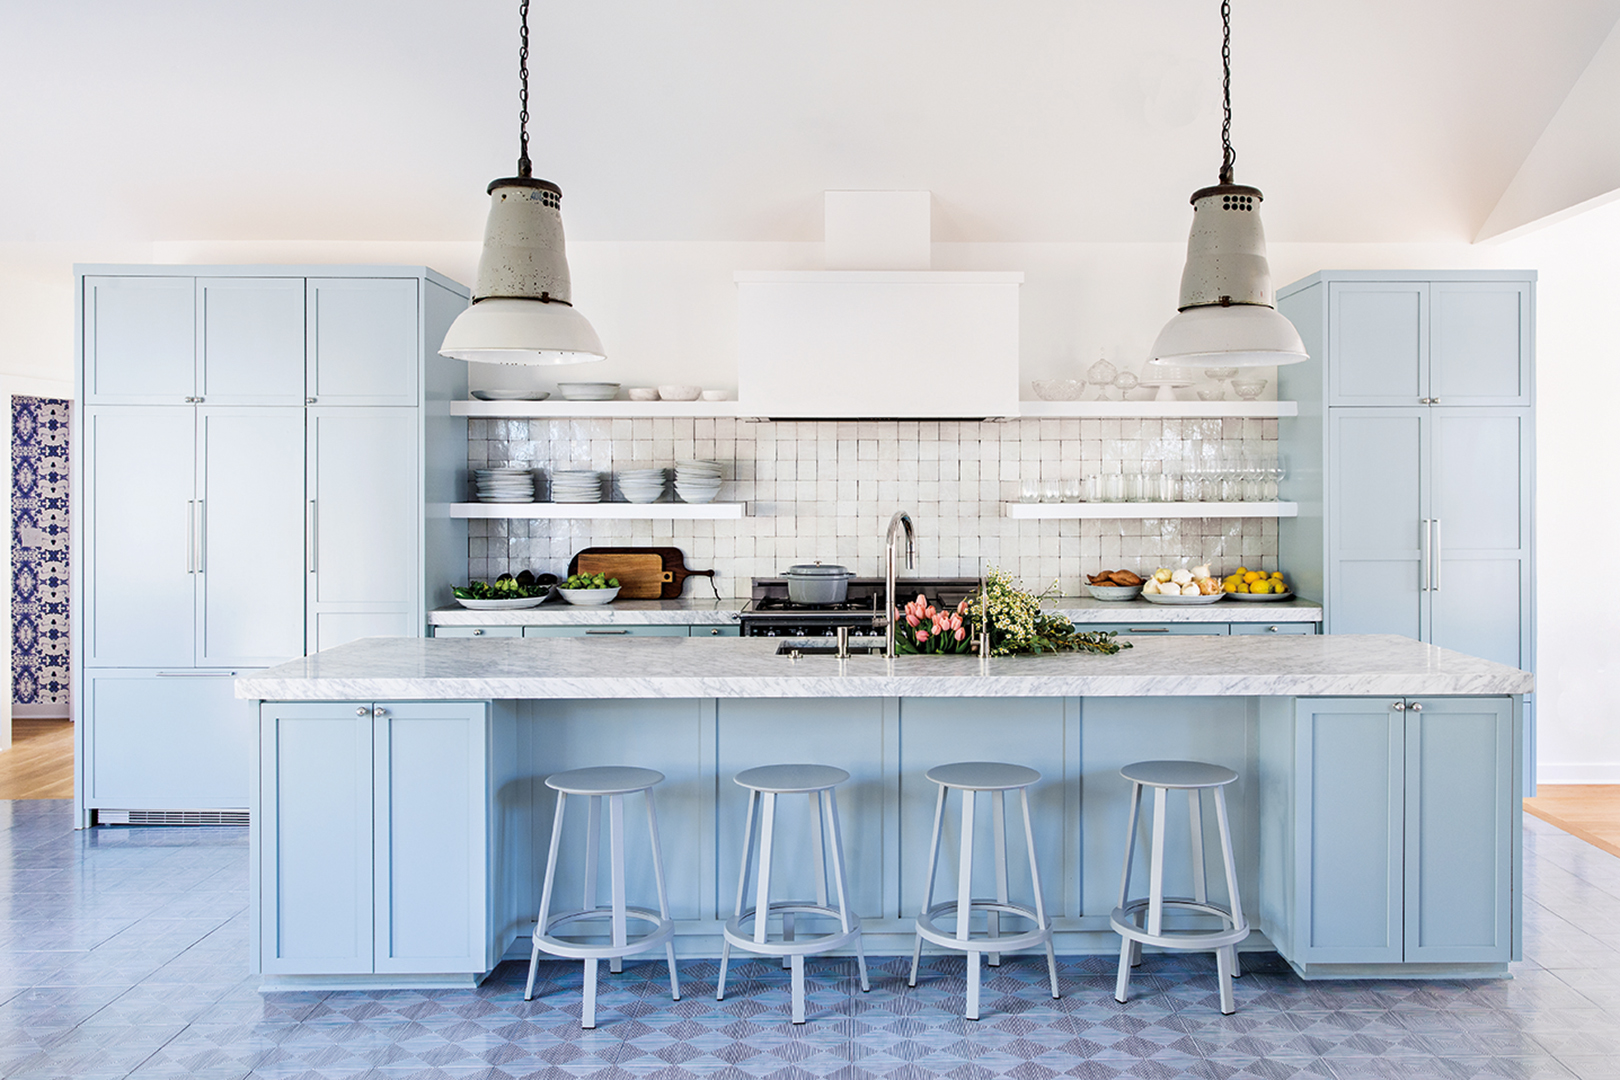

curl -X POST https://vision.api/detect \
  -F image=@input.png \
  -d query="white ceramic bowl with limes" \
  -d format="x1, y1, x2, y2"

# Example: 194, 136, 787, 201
558, 586, 620, 606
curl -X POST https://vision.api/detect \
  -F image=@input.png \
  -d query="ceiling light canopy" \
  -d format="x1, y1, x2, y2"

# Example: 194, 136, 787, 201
439, 0, 604, 366
1149, 0, 1307, 369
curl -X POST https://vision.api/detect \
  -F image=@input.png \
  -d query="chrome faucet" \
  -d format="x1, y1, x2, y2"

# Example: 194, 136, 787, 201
881, 510, 916, 658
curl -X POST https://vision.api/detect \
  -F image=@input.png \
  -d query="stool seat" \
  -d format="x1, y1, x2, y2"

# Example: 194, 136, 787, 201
735, 763, 849, 793
546, 766, 665, 795
1119, 760, 1237, 789
926, 761, 1041, 791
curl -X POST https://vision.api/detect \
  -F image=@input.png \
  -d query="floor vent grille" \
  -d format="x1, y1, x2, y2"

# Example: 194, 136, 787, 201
97, 809, 250, 827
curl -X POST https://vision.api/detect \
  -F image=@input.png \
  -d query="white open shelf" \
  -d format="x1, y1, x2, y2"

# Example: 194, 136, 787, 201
1015, 400, 1297, 419
453, 399, 1297, 420
1003, 501, 1297, 520
450, 502, 749, 520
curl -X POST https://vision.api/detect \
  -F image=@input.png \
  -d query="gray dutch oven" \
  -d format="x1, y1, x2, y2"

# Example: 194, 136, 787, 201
783, 562, 854, 605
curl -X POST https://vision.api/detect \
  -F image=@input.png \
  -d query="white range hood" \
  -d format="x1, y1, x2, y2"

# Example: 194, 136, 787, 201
735, 192, 1022, 419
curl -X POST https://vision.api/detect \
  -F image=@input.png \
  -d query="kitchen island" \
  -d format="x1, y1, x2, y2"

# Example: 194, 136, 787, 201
240, 633, 1527, 989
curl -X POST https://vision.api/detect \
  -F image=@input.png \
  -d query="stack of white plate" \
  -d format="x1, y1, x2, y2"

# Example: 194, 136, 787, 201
616, 466, 668, 504
557, 382, 620, 401
674, 459, 723, 504
550, 469, 604, 503
475, 468, 535, 503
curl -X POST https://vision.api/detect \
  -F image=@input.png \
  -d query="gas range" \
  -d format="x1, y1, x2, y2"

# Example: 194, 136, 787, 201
738, 577, 980, 638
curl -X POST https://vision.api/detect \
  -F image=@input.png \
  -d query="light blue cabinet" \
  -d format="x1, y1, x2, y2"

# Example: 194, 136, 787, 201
432, 626, 524, 638
85, 670, 256, 810
522, 624, 693, 638
1277, 696, 1515, 970
75, 265, 472, 822
1085, 623, 1229, 636
1278, 271, 1534, 673
257, 701, 492, 977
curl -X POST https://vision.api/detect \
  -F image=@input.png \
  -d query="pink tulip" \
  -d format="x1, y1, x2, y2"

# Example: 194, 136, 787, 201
906, 613, 919, 627
916, 628, 929, 642
915, 593, 928, 608
954, 627, 967, 641
949, 613, 963, 631
926, 605, 937, 619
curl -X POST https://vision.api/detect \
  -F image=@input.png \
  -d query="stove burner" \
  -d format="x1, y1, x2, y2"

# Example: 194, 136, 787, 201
748, 596, 876, 614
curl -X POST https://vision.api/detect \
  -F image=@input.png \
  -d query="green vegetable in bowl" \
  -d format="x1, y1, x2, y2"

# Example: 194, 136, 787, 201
564, 572, 620, 590
453, 573, 552, 600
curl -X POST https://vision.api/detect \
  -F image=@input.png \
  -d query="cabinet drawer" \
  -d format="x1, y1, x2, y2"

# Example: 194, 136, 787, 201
86, 669, 255, 810
1231, 622, 1317, 635
432, 626, 523, 638
692, 625, 741, 637
1085, 623, 1230, 636
523, 625, 691, 638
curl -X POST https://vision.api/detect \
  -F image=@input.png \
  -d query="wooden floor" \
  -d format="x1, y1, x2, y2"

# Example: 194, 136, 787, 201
1524, 785, 1620, 859
0, 719, 74, 800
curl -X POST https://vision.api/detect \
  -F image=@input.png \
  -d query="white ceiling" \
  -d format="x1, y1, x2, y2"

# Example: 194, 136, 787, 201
4, 0, 1617, 245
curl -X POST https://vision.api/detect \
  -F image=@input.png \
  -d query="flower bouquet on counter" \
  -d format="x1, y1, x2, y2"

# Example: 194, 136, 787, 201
893, 567, 1130, 658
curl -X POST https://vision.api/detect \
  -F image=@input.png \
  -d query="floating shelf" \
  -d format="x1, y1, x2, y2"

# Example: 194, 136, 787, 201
453, 399, 1297, 420
1003, 501, 1298, 520
450, 502, 749, 520
1015, 401, 1297, 419
454, 400, 743, 418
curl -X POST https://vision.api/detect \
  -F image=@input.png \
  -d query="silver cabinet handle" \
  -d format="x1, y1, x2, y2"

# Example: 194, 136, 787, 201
1431, 518, 1441, 592
355, 707, 369, 716
1420, 519, 1429, 592
1127, 627, 1170, 633
186, 501, 196, 573
1410, 702, 1423, 712
373, 706, 388, 718
1392, 701, 1406, 712
194, 499, 205, 574
585, 629, 631, 635
307, 500, 317, 573
157, 670, 238, 677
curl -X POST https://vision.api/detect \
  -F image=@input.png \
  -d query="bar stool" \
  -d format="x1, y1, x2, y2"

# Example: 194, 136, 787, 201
717, 764, 868, 1024
909, 761, 1059, 1020
523, 766, 680, 1029
1111, 759, 1249, 1015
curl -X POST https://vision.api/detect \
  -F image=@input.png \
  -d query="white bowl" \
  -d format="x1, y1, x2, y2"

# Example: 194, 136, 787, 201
558, 586, 620, 606
627, 387, 659, 401
1232, 378, 1268, 400
471, 390, 550, 401
701, 389, 729, 401
659, 384, 702, 401
558, 382, 620, 401
1032, 379, 1085, 401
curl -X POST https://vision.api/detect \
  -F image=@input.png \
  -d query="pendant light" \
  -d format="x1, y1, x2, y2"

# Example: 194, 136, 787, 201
1148, 0, 1307, 369
439, 0, 605, 365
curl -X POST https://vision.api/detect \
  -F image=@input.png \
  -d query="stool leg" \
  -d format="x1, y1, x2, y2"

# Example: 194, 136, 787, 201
753, 792, 777, 947
582, 956, 598, 1029
824, 787, 869, 992
609, 794, 626, 976
910, 781, 947, 988
957, 788, 977, 1018
1213, 785, 1247, 998
1147, 786, 1168, 939
1189, 787, 1207, 906
1116, 781, 1144, 970
1114, 933, 1134, 1004
718, 789, 759, 1001
790, 953, 806, 1024
989, 790, 1007, 967
644, 788, 680, 1001
1216, 939, 1235, 1015
583, 795, 601, 915
1020, 788, 1059, 1000
526, 790, 569, 1001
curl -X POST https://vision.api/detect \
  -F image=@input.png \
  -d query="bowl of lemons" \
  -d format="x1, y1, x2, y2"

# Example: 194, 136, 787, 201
1223, 568, 1291, 600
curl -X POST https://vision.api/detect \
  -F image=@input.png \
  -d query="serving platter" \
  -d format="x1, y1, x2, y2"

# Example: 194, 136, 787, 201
1139, 591, 1225, 605
454, 595, 548, 610
1225, 590, 1294, 601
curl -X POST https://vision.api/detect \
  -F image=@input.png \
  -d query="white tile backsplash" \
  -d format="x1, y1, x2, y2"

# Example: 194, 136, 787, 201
468, 418, 1280, 596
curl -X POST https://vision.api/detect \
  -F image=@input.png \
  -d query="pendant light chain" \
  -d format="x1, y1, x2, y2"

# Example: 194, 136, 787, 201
1219, 0, 1235, 185
517, 0, 532, 178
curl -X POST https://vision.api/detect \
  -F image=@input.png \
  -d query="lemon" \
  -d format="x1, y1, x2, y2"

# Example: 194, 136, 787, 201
1250, 580, 1271, 594
1223, 580, 1238, 593
1270, 571, 1284, 579
1236, 566, 1248, 575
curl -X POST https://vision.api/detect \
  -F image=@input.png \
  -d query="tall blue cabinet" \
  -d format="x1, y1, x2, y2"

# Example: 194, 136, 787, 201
73, 266, 471, 826
1276, 270, 1535, 785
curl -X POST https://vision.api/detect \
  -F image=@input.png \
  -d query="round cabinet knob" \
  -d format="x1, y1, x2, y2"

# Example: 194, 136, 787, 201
355, 707, 368, 716
1267, 625, 1280, 632
710, 628, 722, 636
472, 629, 485, 636
373, 706, 388, 718
1392, 702, 1406, 712
1410, 702, 1423, 712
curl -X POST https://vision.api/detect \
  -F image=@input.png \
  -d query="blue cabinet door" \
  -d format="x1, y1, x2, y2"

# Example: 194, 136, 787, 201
259, 704, 374, 975
1427, 409, 1531, 670
1327, 409, 1426, 639
1429, 281, 1532, 407
84, 407, 196, 666
522, 625, 692, 637
373, 703, 489, 974
196, 277, 306, 404
83, 276, 196, 403
1403, 697, 1513, 963
85, 670, 255, 810
433, 626, 523, 638
1328, 282, 1427, 407
307, 279, 420, 406
1294, 698, 1405, 964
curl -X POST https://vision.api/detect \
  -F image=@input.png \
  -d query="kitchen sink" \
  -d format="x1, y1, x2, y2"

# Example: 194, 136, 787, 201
775, 642, 887, 657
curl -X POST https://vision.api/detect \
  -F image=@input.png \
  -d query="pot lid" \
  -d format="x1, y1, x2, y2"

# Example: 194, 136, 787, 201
785, 562, 851, 577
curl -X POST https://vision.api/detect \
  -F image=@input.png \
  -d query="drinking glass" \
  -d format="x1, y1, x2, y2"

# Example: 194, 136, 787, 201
1019, 479, 1038, 504
1063, 478, 1083, 502
1040, 480, 1062, 504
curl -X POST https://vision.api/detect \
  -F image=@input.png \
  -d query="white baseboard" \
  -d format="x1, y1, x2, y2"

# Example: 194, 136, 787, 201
1536, 764, 1620, 785
12, 704, 70, 719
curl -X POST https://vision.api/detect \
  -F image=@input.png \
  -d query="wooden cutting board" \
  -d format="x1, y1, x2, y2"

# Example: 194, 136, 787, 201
569, 547, 716, 600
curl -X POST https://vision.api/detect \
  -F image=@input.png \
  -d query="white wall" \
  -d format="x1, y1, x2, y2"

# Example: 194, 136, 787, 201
1, 219, 1611, 779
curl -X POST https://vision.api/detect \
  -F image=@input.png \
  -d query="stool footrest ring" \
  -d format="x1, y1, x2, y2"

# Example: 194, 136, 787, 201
1110, 898, 1249, 950
723, 902, 863, 957
916, 900, 1052, 954
535, 907, 676, 960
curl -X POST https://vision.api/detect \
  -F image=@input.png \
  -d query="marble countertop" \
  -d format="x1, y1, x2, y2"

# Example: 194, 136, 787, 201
426, 596, 1321, 626
238, 633, 1528, 701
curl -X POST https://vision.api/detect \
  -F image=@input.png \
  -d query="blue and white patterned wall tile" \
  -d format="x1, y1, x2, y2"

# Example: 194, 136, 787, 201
12, 395, 72, 706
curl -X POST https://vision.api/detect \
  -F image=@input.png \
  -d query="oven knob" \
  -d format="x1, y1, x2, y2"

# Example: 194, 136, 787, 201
765, 629, 777, 637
